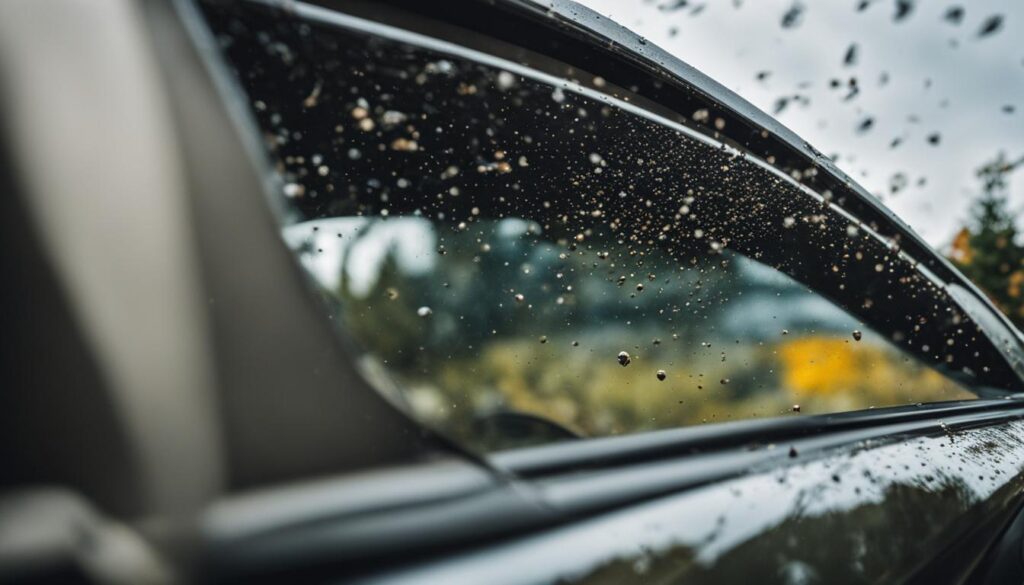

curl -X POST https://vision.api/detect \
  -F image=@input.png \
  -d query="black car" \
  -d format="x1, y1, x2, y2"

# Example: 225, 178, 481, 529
3, 0, 1024, 583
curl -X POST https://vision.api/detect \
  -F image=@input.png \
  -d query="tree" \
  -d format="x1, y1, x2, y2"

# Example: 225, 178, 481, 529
949, 153, 1024, 326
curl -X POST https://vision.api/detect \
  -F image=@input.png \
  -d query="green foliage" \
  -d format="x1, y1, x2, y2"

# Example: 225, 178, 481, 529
949, 153, 1024, 326
338, 245, 427, 369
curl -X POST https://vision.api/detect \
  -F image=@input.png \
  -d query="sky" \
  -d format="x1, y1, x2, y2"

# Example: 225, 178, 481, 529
576, 0, 1024, 249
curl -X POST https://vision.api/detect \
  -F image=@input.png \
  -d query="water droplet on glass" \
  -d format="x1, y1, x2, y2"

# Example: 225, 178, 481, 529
496, 70, 516, 90
617, 351, 631, 367
417, 306, 433, 318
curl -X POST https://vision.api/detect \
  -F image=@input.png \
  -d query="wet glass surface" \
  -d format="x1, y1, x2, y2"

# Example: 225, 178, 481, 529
198, 2, 1016, 453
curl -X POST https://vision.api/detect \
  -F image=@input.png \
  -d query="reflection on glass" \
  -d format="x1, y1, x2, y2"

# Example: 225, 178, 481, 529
285, 216, 969, 450
202, 1, 995, 452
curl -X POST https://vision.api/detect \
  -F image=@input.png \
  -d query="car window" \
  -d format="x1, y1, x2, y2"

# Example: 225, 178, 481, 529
201, 1, 1018, 452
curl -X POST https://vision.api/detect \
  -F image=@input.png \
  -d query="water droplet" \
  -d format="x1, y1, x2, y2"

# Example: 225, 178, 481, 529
496, 70, 516, 90
513, 293, 525, 303
656, 369, 667, 381
385, 288, 399, 300
852, 330, 863, 341
792, 404, 801, 413
617, 351, 631, 367
283, 183, 305, 198
417, 306, 433, 318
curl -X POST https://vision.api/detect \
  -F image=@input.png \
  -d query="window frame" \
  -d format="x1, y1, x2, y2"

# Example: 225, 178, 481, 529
207, 0, 1023, 424
176, 0, 1024, 581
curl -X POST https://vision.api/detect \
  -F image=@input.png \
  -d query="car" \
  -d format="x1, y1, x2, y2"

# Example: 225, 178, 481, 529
2, 0, 1024, 583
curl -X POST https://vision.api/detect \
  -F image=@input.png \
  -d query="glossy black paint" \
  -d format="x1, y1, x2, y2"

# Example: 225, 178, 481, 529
359, 417, 1024, 584
971, 499, 1024, 584
198, 399, 1024, 583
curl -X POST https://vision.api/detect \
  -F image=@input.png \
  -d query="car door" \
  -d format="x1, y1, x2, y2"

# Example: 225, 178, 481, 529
177, 1, 1024, 583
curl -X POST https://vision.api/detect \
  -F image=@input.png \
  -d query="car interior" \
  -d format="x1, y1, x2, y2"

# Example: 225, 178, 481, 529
3, 0, 1024, 583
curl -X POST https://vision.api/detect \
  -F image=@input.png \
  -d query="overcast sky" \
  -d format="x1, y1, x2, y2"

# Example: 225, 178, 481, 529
577, 0, 1024, 249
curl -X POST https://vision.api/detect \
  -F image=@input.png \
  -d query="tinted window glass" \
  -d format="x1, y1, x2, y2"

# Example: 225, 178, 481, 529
202, 2, 1015, 452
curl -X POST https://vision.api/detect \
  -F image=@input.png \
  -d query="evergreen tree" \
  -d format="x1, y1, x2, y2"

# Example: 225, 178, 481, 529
949, 153, 1024, 326
338, 243, 427, 369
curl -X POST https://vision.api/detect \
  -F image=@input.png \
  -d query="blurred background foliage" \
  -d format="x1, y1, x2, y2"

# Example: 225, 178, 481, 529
949, 153, 1024, 327
328, 218, 971, 451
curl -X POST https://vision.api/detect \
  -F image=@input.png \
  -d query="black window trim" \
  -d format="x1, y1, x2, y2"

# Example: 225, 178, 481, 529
491, 397, 1024, 479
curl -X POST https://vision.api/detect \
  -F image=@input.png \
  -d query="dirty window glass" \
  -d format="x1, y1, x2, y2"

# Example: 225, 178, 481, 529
200, 2, 1010, 452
